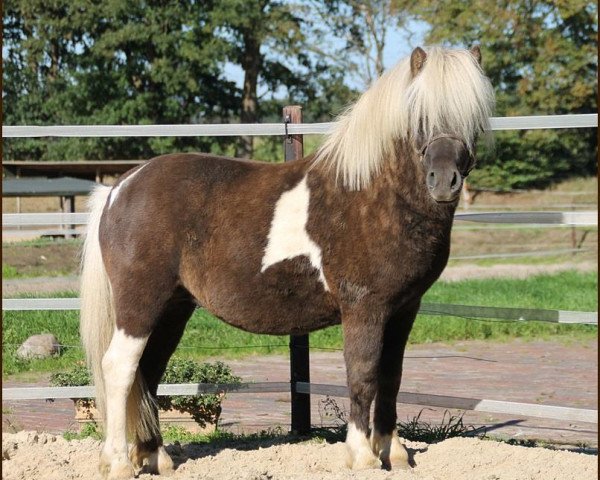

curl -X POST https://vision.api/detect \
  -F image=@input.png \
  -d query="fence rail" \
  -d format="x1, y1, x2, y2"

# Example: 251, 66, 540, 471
2, 114, 597, 138
3, 110, 598, 436
2, 381, 596, 424
3, 211, 597, 228
3, 298, 596, 325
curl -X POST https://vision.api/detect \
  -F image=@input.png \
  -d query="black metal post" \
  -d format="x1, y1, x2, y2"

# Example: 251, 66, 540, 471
283, 105, 311, 435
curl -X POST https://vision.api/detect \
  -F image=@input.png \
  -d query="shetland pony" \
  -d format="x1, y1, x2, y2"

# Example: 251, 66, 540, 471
80, 45, 494, 478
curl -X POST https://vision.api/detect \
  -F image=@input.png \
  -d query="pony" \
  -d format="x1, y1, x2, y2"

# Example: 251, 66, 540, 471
80, 45, 494, 479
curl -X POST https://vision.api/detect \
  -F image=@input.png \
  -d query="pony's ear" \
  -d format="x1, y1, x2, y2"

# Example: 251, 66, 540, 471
470, 45, 482, 65
410, 47, 427, 77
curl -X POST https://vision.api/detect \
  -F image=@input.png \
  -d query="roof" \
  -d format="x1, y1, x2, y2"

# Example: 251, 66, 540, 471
3, 161, 143, 180
2, 176, 99, 197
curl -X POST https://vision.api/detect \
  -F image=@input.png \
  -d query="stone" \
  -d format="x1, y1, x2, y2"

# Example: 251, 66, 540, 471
16, 334, 60, 360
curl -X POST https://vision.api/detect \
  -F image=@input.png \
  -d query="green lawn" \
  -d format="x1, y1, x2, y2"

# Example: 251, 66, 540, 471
2, 271, 596, 378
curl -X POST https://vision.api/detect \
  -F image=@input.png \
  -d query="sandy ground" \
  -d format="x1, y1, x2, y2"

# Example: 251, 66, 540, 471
2, 431, 597, 480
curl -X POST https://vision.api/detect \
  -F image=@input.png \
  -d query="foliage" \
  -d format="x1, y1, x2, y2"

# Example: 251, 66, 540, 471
48, 357, 240, 429
157, 358, 241, 428
409, 0, 598, 189
3, 0, 241, 161
306, 0, 408, 89
63, 421, 103, 441
315, 398, 482, 444
49, 361, 91, 387
2, 0, 357, 161
2, 264, 20, 279
313, 396, 348, 442
398, 408, 484, 443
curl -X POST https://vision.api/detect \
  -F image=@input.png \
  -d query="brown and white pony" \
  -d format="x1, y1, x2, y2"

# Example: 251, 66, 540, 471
80, 45, 494, 479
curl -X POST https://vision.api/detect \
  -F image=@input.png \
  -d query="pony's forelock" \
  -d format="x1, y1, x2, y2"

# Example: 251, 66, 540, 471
313, 46, 495, 190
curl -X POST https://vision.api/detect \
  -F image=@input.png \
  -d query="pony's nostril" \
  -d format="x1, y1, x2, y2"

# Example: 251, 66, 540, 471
427, 171, 436, 189
450, 171, 459, 190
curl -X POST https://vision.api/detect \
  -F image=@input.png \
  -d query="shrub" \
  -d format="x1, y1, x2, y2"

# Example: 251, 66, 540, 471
158, 358, 241, 428
50, 357, 241, 428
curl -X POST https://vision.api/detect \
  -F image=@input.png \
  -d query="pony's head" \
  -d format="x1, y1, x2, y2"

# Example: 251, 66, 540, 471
409, 46, 487, 203
314, 45, 495, 201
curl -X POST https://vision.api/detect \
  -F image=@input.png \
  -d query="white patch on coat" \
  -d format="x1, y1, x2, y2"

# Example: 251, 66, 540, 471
109, 163, 148, 208
370, 429, 409, 468
100, 329, 148, 470
346, 422, 381, 469
261, 176, 329, 290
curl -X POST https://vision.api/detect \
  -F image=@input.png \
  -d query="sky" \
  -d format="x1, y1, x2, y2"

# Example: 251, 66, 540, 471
224, 17, 429, 95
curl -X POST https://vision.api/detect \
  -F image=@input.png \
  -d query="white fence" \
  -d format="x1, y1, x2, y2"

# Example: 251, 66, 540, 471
2, 113, 597, 137
2, 113, 598, 429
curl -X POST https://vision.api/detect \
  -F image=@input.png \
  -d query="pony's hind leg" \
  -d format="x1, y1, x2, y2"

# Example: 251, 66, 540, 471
100, 328, 149, 479
371, 303, 419, 470
130, 292, 196, 475
342, 305, 388, 470
99, 284, 188, 479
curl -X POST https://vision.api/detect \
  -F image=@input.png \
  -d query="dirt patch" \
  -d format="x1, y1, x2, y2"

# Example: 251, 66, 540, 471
2, 241, 81, 278
440, 260, 597, 282
2, 431, 597, 480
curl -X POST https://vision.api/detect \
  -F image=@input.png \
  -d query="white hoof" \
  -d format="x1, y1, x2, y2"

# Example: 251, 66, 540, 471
371, 429, 410, 470
101, 447, 135, 479
389, 436, 410, 469
346, 422, 382, 470
348, 449, 382, 470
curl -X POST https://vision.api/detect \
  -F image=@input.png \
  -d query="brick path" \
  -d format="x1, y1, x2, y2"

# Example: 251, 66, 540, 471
2, 340, 597, 447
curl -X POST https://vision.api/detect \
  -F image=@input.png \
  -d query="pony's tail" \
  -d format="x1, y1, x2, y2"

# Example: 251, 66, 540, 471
80, 186, 159, 442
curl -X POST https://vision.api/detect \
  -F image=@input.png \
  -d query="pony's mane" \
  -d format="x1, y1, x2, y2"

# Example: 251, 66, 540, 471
313, 46, 495, 190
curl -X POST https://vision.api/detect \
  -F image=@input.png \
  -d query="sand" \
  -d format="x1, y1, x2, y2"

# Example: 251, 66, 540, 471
2, 431, 596, 480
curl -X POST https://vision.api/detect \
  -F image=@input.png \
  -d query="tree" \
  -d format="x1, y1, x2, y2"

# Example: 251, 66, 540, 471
3, 0, 240, 161
410, 0, 598, 189
307, 0, 413, 89
209, 0, 317, 157
3, 0, 359, 162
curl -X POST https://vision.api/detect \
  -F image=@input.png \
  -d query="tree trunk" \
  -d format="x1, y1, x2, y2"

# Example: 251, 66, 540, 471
239, 32, 261, 158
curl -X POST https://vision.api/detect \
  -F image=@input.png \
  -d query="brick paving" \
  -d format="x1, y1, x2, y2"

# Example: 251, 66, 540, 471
2, 340, 597, 447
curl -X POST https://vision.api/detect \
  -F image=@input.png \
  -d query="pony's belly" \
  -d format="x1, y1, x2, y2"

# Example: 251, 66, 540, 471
215, 302, 341, 336
200, 258, 340, 336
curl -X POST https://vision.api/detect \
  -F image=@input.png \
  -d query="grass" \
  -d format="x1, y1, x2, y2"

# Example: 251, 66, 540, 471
2, 271, 597, 378
397, 409, 483, 443
2, 238, 83, 249
3, 264, 20, 279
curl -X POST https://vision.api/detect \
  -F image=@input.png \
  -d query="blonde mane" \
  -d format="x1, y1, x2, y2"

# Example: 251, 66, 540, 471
313, 46, 495, 190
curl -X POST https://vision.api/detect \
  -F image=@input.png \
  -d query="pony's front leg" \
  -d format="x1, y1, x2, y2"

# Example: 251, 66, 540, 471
100, 329, 149, 480
342, 308, 387, 470
371, 303, 419, 470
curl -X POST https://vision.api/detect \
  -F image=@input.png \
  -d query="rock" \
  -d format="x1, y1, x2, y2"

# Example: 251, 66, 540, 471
16, 334, 60, 360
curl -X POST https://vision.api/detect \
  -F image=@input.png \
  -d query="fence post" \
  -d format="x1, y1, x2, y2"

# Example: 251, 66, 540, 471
283, 105, 311, 435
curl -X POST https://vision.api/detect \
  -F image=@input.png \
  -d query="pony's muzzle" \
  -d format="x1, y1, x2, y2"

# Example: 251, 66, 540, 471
426, 167, 462, 202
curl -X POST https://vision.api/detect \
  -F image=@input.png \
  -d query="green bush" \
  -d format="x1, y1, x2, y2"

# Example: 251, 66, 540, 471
158, 358, 241, 428
49, 362, 91, 387
50, 358, 241, 428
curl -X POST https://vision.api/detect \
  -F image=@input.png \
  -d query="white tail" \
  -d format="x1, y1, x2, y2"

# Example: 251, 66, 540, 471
80, 185, 159, 441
